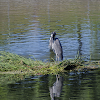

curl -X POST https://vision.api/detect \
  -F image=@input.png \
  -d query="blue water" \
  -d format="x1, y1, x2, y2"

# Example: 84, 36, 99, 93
0, 0, 100, 61
0, 1, 100, 99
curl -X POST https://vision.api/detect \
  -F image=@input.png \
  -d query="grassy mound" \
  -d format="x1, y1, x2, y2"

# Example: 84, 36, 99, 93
0, 51, 100, 75
0, 51, 100, 84
0, 51, 63, 75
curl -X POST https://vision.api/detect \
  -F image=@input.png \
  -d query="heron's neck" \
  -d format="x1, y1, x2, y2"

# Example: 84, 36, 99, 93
53, 36, 55, 40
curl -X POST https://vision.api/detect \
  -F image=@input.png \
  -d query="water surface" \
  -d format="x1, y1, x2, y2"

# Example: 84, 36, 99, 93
1, 69, 100, 100
0, 0, 100, 61
0, 0, 100, 99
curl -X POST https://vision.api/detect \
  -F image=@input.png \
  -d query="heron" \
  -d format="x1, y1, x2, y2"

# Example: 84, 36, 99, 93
49, 32, 63, 61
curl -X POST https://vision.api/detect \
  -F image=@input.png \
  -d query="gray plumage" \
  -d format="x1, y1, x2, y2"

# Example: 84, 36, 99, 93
49, 32, 63, 61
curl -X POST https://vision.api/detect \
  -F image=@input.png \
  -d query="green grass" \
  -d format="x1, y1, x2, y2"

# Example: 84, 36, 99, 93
0, 51, 100, 84
0, 51, 63, 75
0, 51, 100, 75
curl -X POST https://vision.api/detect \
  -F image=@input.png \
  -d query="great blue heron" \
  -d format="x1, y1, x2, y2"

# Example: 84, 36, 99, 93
49, 32, 63, 61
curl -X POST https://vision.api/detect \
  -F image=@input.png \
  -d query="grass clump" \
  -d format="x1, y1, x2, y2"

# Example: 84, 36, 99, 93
1, 51, 100, 84
0, 51, 100, 75
0, 51, 61, 75
0, 51, 47, 73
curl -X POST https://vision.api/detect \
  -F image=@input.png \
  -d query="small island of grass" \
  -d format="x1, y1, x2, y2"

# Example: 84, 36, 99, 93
0, 51, 100, 75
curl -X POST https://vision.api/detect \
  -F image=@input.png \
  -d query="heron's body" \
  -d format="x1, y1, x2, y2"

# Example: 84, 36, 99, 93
49, 32, 63, 61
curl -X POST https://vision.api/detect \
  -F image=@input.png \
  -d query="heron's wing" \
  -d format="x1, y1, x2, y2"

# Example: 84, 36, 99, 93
52, 38, 63, 60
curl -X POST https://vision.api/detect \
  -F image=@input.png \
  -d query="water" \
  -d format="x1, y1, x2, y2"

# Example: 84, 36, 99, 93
0, 0, 100, 61
0, 0, 100, 100
1, 69, 100, 100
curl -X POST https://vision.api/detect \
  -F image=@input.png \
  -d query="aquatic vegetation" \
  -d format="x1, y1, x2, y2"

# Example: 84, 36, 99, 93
0, 51, 100, 84
0, 51, 59, 75
0, 51, 100, 75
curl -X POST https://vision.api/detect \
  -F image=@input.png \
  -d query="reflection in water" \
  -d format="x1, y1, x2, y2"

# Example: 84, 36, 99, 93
7, 0, 10, 35
1, 70, 100, 100
49, 75, 63, 100
0, 0, 100, 61
77, 19, 82, 56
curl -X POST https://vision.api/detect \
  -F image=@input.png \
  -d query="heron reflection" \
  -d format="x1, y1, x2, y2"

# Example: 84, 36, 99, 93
49, 74, 63, 100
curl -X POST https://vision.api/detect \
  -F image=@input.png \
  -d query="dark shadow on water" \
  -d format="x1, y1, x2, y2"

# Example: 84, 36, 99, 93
77, 19, 82, 56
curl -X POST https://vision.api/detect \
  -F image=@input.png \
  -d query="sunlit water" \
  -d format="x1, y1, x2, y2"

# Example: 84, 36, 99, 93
0, 0, 100, 100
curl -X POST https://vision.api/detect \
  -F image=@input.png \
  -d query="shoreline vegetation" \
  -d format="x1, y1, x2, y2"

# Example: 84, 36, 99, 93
0, 51, 100, 75
0, 51, 100, 84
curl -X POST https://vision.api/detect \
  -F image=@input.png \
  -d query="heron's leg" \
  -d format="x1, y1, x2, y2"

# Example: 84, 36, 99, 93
56, 56, 57, 61
56, 54, 58, 61
58, 57, 59, 61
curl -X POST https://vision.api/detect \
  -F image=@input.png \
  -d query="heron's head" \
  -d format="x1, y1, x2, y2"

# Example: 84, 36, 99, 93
51, 32, 56, 37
